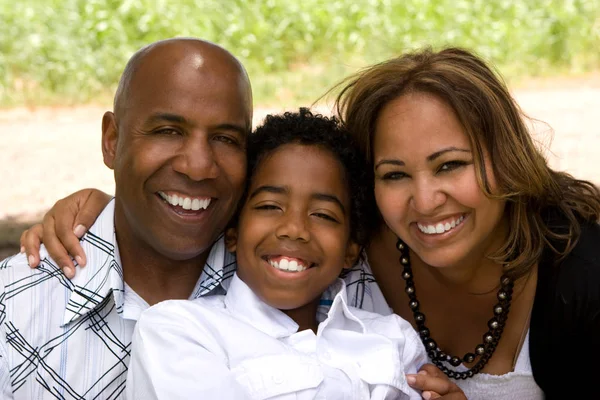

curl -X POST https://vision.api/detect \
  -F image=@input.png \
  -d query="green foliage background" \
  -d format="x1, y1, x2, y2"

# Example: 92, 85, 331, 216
1, 0, 599, 106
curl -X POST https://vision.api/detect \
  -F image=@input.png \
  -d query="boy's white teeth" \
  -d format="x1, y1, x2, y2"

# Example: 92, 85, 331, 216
268, 258, 309, 272
418, 215, 464, 235
158, 192, 211, 210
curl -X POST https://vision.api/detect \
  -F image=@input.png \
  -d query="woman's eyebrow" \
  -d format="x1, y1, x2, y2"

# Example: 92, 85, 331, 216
375, 159, 404, 170
426, 147, 471, 162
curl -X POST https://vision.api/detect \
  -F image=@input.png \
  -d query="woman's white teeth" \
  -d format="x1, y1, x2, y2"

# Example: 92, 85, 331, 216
269, 258, 309, 272
158, 192, 211, 210
418, 215, 464, 235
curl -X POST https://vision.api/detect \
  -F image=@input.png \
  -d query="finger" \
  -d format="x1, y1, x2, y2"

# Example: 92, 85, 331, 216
419, 364, 445, 378
53, 201, 88, 268
434, 394, 466, 400
42, 214, 76, 279
64, 188, 110, 267
22, 225, 43, 268
422, 391, 441, 399
407, 373, 460, 397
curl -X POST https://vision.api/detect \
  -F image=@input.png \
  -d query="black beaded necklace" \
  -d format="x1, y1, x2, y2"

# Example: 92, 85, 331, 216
396, 239, 514, 380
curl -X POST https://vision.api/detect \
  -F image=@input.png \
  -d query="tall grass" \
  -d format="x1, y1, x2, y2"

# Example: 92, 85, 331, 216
1, 0, 599, 107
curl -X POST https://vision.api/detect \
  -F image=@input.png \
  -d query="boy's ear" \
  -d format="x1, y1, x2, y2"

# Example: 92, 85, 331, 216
224, 227, 238, 253
343, 241, 361, 269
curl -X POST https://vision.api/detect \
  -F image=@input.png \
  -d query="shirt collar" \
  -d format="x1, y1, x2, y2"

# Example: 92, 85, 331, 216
223, 274, 366, 339
189, 235, 237, 298
62, 200, 235, 326
62, 199, 124, 326
317, 278, 367, 335
224, 273, 300, 338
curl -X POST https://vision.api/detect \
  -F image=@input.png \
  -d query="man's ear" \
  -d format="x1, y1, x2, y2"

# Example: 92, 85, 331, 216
224, 227, 238, 254
102, 111, 118, 170
343, 241, 361, 270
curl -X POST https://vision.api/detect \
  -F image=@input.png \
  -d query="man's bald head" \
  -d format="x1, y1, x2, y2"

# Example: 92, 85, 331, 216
101, 37, 253, 270
113, 38, 253, 127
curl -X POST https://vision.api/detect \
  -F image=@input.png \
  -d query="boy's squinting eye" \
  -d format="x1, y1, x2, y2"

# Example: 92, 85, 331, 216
254, 203, 281, 211
312, 212, 340, 223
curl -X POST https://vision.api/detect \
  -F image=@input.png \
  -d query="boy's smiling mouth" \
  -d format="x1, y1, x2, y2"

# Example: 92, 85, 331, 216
262, 255, 315, 272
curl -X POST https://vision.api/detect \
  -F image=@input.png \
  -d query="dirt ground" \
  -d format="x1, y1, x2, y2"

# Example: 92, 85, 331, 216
1, 77, 599, 258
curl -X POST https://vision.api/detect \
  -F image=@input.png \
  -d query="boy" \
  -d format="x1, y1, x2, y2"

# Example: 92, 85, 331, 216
126, 109, 427, 399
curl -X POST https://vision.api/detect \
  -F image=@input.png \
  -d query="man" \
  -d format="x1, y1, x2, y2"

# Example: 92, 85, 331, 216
0, 37, 252, 399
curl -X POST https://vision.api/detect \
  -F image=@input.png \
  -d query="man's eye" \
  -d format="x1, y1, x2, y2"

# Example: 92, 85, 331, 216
213, 135, 238, 145
154, 128, 180, 135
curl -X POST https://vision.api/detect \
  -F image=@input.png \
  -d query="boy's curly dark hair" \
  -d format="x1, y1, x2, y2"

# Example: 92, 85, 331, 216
243, 107, 376, 247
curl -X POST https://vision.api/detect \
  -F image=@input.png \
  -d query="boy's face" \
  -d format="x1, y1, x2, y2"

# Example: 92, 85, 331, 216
226, 144, 359, 310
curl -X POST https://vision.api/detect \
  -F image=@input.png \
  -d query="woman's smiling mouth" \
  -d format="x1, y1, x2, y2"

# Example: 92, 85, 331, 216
417, 214, 466, 235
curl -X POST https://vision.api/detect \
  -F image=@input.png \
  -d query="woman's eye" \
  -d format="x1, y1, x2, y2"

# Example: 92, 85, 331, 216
438, 160, 468, 173
382, 171, 407, 180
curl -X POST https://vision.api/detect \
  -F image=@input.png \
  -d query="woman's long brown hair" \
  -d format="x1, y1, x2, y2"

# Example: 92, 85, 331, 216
333, 47, 600, 279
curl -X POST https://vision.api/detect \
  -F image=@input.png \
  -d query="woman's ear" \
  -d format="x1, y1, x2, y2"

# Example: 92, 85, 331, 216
224, 227, 238, 253
343, 241, 361, 269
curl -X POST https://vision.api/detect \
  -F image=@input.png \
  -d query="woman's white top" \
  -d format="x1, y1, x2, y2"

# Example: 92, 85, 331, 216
354, 257, 544, 399
452, 331, 544, 399
125, 273, 428, 400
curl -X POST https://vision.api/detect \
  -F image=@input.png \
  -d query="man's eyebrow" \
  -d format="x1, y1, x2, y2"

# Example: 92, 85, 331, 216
312, 193, 346, 214
212, 123, 248, 137
144, 114, 247, 136
249, 185, 287, 199
146, 112, 188, 125
427, 147, 471, 162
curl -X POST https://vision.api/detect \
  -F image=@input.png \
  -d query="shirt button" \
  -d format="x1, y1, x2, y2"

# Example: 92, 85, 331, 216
272, 373, 284, 384
322, 351, 331, 361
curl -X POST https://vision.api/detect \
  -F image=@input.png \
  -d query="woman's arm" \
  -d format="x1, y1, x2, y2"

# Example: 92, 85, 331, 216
20, 188, 112, 278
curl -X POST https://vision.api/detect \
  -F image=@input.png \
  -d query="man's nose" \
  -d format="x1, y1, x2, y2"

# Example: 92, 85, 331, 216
171, 135, 219, 181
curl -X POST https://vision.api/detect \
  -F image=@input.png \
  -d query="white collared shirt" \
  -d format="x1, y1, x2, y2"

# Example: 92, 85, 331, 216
126, 273, 427, 400
0, 200, 389, 399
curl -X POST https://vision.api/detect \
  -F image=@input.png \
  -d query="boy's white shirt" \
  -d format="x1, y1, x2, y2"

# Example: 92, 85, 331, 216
126, 273, 427, 400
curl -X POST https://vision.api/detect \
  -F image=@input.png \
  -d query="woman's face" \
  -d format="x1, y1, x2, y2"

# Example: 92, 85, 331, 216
372, 92, 506, 268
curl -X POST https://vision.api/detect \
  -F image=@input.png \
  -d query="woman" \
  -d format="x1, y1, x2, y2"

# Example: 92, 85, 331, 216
20, 47, 600, 399
334, 47, 600, 398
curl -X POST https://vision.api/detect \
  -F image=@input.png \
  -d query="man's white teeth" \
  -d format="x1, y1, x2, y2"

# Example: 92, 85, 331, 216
269, 258, 309, 272
158, 192, 211, 210
418, 215, 464, 235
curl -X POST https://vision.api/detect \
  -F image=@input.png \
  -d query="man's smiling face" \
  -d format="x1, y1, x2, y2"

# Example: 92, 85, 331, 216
103, 40, 252, 261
